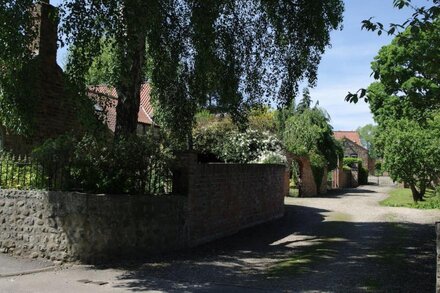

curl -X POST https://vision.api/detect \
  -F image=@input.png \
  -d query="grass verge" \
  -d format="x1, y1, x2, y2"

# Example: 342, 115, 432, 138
380, 188, 440, 209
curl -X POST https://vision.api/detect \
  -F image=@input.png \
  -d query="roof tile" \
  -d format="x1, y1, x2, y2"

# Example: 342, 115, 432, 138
88, 84, 154, 132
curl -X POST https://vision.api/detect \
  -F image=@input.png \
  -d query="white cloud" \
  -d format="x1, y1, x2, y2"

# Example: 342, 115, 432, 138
306, 76, 375, 130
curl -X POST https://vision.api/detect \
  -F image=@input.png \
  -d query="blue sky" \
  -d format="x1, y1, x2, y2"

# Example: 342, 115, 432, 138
51, 0, 427, 130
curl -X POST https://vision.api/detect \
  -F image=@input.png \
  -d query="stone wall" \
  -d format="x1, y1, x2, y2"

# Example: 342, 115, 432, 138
368, 157, 376, 175
0, 155, 287, 263
342, 139, 370, 173
351, 170, 359, 188
0, 190, 187, 263
177, 153, 286, 246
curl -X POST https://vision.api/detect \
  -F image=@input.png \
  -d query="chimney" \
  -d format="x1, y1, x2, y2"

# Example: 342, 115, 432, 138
32, 1, 58, 65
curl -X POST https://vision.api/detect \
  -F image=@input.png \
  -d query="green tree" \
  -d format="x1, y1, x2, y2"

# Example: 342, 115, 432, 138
62, 0, 149, 138
357, 124, 378, 158
383, 118, 440, 202
0, 0, 38, 135
296, 88, 313, 114
369, 19, 440, 114
345, 2, 440, 203
283, 96, 342, 191
346, 0, 440, 103
60, 0, 343, 145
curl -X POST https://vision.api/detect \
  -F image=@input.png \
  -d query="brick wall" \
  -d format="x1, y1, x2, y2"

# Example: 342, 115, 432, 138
176, 152, 286, 246
332, 165, 352, 189
31, 3, 79, 146
285, 154, 326, 197
298, 157, 317, 197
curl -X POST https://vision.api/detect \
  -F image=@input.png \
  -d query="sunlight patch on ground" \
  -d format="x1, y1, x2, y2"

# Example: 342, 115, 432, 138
270, 235, 318, 248
324, 212, 353, 222
267, 237, 347, 277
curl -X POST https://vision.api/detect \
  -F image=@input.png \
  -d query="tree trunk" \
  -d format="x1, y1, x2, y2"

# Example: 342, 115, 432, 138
419, 182, 426, 201
410, 184, 424, 203
114, 3, 147, 138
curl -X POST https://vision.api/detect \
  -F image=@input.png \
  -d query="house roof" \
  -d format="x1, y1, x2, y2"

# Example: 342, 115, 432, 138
334, 131, 362, 146
88, 84, 155, 132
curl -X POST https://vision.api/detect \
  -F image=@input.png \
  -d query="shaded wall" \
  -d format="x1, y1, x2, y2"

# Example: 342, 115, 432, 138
176, 152, 286, 246
0, 190, 187, 263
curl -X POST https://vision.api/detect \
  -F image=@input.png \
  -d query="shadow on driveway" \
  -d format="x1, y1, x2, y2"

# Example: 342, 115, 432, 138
103, 197, 436, 292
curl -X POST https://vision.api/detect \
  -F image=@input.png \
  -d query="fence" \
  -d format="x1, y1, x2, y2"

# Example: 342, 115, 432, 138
0, 153, 173, 196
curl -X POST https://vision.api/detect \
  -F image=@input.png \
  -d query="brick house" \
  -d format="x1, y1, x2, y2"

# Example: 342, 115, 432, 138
87, 84, 159, 136
334, 131, 374, 175
0, 0, 158, 153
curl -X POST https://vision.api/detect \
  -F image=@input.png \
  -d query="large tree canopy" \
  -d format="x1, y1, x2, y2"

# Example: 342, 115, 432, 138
359, 1, 440, 202
369, 18, 440, 115
0, 0, 344, 146
59, 0, 343, 144
0, 0, 37, 134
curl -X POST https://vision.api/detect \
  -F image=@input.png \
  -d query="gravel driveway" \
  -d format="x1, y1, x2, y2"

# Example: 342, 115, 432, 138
1, 184, 439, 292
117, 184, 440, 292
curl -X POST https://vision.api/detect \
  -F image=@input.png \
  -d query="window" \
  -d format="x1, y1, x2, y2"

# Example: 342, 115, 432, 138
137, 123, 150, 136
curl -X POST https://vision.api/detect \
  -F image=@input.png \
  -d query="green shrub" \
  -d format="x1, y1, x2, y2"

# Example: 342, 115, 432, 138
31, 133, 173, 195
343, 157, 362, 168
0, 153, 40, 189
359, 167, 369, 185
194, 121, 284, 164
343, 157, 368, 185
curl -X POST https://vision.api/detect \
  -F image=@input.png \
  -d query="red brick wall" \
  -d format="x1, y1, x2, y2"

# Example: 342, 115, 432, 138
298, 157, 317, 197
177, 153, 286, 247
332, 165, 352, 189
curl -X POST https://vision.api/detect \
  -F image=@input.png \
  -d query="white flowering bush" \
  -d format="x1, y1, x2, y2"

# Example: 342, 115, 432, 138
220, 130, 283, 163
252, 150, 288, 166
194, 124, 284, 164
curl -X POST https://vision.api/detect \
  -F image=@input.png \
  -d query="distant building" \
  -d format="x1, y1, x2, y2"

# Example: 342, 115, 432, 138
334, 131, 375, 175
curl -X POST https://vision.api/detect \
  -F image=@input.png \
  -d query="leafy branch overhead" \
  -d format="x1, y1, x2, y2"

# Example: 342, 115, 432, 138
62, 0, 344, 144
346, 0, 440, 104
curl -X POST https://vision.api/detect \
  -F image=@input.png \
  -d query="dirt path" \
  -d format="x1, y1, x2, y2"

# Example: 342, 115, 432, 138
1, 184, 439, 292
